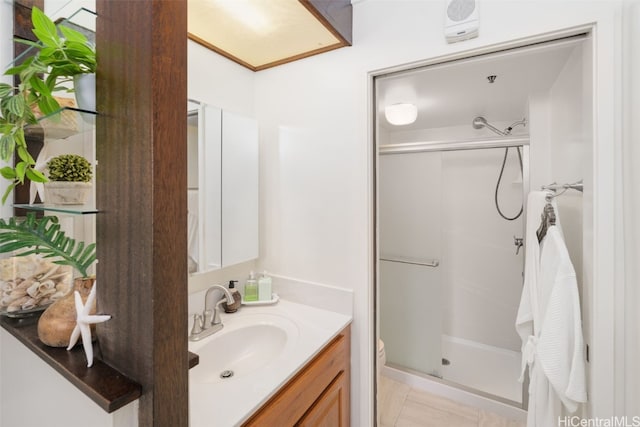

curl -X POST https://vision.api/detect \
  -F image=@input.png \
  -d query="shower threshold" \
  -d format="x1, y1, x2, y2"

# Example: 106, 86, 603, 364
381, 364, 526, 422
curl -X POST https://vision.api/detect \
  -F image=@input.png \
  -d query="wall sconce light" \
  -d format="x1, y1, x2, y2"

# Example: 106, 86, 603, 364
384, 103, 418, 126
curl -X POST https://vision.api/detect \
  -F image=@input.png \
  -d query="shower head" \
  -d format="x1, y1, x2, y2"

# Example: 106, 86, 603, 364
472, 116, 488, 129
471, 116, 507, 136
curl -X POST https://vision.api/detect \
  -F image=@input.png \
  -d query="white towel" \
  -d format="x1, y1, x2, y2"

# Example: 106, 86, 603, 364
516, 190, 552, 346
516, 190, 587, 426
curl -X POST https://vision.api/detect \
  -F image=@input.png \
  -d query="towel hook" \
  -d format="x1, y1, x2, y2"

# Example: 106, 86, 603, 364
536, 203, 556, 243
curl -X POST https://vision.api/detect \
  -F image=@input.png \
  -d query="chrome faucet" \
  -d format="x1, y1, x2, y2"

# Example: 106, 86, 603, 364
189, 284, 235, 341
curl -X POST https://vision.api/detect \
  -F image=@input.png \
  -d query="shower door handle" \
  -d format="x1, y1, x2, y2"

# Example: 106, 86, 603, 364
380, 257, 440, 267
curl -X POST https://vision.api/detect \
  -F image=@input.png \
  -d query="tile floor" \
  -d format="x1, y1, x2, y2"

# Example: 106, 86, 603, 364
378, 375, 526, 427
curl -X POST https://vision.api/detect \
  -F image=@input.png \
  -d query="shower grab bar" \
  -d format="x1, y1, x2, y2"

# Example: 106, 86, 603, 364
380, 257, 440, 268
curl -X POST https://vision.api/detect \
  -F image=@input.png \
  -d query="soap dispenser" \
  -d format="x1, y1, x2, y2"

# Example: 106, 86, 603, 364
244, 271, 259, 302
258, 271, 272, 301
222, 280, 242, 313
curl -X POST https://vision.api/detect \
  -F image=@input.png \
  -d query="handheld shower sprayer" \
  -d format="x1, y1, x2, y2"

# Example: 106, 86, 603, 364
471, 116, 527, 221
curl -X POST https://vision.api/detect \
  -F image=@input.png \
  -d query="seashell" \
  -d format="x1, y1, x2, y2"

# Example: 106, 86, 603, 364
38, 264, 60, 281
41, 279, 55, 288
16, 278, 34, 290
21, 297, 39, 310
40, 288, 57, 297
49, 272, 70, 281
10, 288, 27, 298
1, 280, 15, 291
27, 279, 55, 298
32, 262, 53, 278
7, 296, 29, 312
1, 295, 15, 307
27, 281, 40, 297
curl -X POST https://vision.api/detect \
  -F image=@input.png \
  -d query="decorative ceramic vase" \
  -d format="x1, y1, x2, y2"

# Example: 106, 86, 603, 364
37, 276, 96, 347
73, 73, 96, 111
73, 73, 96, 124
43, 181, 92, 205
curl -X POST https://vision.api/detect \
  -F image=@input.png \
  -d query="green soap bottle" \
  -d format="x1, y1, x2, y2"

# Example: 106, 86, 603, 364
243, 271, 258, 302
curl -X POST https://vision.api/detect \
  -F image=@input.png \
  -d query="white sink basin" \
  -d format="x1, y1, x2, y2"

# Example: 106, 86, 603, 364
189, 313, 299, 383
188, 300, 351, 427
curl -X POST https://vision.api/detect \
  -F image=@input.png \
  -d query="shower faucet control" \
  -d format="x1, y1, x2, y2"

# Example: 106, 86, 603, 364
514, 236, 524, 255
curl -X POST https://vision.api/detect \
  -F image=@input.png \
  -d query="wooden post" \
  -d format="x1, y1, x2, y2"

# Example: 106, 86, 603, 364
95, 1, 188, 425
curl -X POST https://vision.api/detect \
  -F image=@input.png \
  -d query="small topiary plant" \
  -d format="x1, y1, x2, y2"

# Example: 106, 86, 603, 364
47, 154, 92, 182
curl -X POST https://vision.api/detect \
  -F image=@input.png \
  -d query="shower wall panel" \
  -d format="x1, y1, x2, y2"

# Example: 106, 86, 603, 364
441, 148, 524, 352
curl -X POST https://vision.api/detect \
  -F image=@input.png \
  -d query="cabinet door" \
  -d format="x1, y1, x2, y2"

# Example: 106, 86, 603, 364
200, 104, 222, 271
297, 372, 349, 427
222, 110, 259, 266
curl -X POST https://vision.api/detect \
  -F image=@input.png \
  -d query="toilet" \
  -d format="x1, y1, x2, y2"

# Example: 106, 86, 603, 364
377, 339, 386, 426
377, 339, 386, 378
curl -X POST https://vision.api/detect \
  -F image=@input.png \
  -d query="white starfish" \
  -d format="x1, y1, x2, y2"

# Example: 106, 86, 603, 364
66, 281, 111, 367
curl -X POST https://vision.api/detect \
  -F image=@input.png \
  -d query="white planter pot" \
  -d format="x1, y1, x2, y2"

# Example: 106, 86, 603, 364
73, 73, 96, 111
43, 182, 92, 205
73, 73, 96, 124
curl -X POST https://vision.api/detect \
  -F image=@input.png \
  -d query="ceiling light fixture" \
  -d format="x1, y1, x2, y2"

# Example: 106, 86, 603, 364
385, 103, 418, 126
188, 0, 353, 71
214, 0, 273, 35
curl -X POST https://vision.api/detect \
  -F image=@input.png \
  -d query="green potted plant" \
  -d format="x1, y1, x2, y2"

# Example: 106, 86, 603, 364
44, 153, 93, 204
0, 6, 96, 203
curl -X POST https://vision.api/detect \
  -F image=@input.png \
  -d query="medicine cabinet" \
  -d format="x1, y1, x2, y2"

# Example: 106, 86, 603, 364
187, 101, 259, 274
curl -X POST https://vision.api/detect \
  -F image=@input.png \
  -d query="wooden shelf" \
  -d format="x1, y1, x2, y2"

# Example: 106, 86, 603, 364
0, 314, 141, 413
189, 351, 200, 369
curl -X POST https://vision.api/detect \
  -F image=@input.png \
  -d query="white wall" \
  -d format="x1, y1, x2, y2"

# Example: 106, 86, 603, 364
527, 39, 592, 414
622, 0, 640, 416
1, 330, 137, 427
527, 41, 589, 331
548, 44, 587, 288
255, 1, 622, 424
187, 40, 254, 116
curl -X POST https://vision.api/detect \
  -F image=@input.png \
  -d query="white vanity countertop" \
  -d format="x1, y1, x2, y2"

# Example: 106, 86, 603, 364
188, 299, 352, 427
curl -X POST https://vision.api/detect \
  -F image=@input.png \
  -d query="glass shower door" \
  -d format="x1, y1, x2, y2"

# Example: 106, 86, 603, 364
379, 151, 443, 377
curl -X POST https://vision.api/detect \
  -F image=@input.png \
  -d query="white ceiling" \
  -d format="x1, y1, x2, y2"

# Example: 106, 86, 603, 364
188, 0, 344, 71
376, 38, 583, 131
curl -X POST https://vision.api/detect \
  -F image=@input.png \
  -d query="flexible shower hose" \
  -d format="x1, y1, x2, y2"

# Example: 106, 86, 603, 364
495, 146, 523, 221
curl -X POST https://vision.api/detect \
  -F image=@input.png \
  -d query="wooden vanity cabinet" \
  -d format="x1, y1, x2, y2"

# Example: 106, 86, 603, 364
243, 325, 351, 427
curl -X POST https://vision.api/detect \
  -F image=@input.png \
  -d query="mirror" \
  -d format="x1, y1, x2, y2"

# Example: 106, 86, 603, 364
187, 100, 259, 274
